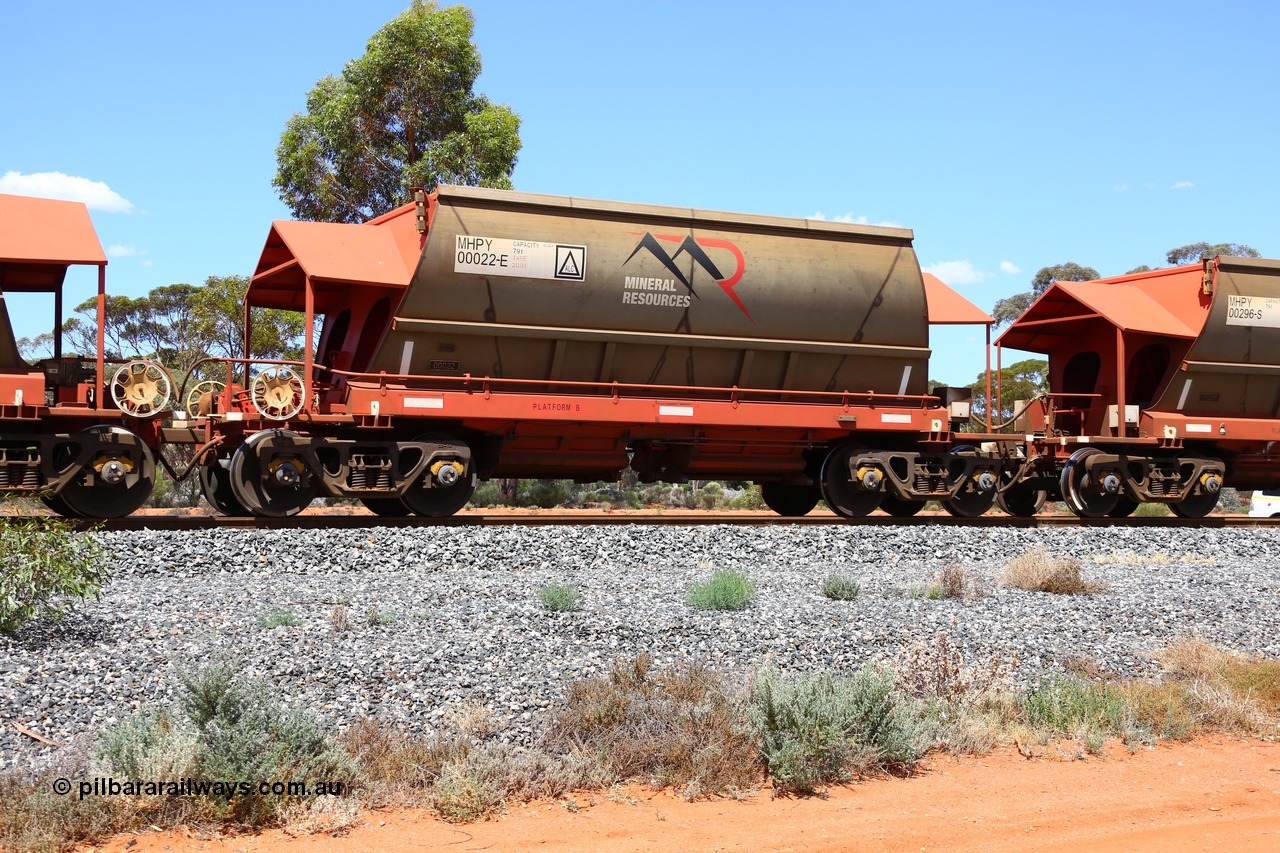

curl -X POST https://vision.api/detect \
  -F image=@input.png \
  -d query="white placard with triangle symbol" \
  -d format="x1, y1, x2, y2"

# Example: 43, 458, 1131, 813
454, 235, 586, 282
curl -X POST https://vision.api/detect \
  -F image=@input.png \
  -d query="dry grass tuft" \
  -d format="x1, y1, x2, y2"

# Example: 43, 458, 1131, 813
998, 547, 1106, 594
1061, 654, 1114, 682
1090, 551, 1174, 565
1144, 640, 1280, 735
279, 795, 362, 836
1154, 640, 1237, 682
329, 604, 354, 633
543, 654, 759, 799
341, 718, 468, 805
938, 565, 967, 599
894, 631, 1016, 702
911, 565, 989, 600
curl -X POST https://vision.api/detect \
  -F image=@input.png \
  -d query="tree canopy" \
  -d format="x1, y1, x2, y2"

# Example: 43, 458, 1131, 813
992, 262, 1099, 328
1165, 242, 1260, 266
274, 1, 522, 223
967, 358, 1049, 426
21, 276, 305, 381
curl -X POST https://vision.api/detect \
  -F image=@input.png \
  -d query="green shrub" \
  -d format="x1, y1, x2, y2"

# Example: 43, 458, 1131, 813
97, 655, 358, 824
694, 481, 725, 509
467, 480, 506, 508
686, 569, 756, 611
728, 485, 766, 510
748, 666, 922, 795
0, 517, 111, 632
430, 763, 506, 822
258, 607, 302, 628
821, 573, 861, 601
1133, 502, 1173, 517
517, 479, 575, 508
538, 583, 580, 612
1021, 675, 1128, 744
366, 605, 396, 626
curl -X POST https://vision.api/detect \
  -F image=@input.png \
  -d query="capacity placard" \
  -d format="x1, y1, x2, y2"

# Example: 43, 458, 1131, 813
453, 236, 586, 281
1225, 294, 1280, 328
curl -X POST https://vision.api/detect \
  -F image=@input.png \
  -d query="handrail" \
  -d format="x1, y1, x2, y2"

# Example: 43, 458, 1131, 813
179, 356, 948, 415
326, 366, 943, 409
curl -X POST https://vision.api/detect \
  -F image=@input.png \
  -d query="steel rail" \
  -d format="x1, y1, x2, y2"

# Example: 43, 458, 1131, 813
4, 513, 1278, 533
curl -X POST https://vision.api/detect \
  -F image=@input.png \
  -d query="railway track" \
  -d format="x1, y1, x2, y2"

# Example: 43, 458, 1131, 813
5, 511, 1278, 532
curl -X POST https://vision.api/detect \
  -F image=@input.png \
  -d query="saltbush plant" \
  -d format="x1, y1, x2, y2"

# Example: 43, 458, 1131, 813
103, 660, 355, 825
366, 605, 396, 626
259, 607, 302, 628
0, 517, 110, 632
821, 573, 861, 601
537, 583, 580, 612
748, 666, 922, 795
686, 569, 756, 611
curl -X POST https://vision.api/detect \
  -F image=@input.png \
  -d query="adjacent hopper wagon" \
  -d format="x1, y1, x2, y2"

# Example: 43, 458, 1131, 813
994, 257, 1280, 517
0, 193, 175, 517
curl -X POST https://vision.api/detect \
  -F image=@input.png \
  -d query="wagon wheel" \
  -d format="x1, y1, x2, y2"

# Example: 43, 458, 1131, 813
58, 426, 156, 518
760, 483, 820, 517
996, 480, 1047, 517
819, 444, 883, 518
41, 492, 80, 518
1169, 455, 1222, 518
109, 360, 174, 417
1170, 491, 1219, 518
228, 429, 317, 517
185, 380, 226, 419
1059, 448, 1119, 518
400, 434, 476, 518
360, 497, 413, 517
878, 495, 925, 517
250, 367, 304, 421
1108, 498, 1140, 518
941, 447, 998, 518
199, 458, 249, 516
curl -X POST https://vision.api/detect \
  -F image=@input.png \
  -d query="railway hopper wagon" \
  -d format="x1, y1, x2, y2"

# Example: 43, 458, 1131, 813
180, 186, 997, 519
995, 256, 1280, 517
0, 194, 174, 517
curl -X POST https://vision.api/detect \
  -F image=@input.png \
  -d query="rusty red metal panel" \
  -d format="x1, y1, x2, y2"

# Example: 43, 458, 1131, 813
922, 273, 993, 325
0, 194, 107, 268
252, 221, 411, 287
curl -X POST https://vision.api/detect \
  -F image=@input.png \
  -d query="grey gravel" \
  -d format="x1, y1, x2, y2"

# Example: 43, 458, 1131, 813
2, 523, 1278, 771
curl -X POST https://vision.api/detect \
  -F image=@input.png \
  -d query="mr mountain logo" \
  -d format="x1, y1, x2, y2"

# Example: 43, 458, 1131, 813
621, 232, 752, 322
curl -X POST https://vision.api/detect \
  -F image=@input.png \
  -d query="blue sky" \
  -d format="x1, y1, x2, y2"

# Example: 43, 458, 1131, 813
3, 0, 1278, 385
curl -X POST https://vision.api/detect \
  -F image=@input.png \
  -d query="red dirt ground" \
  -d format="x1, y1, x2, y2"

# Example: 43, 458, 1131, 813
83, 737, 1280, 853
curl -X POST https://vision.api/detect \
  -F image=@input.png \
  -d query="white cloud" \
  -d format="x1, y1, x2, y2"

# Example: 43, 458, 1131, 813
1144, 182, 1158, 190
999, 261, 1021, 275
107, 244, 140, 258
807, 211, 903, 228
140, 260, 154, 267
1170, 181, 1195, 190
0, 171, 133, 213
1113, 183, 1129, 191
922, 260, 986, 285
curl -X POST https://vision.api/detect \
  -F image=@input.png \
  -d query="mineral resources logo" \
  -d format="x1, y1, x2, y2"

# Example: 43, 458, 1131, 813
622, 232, 752, 321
